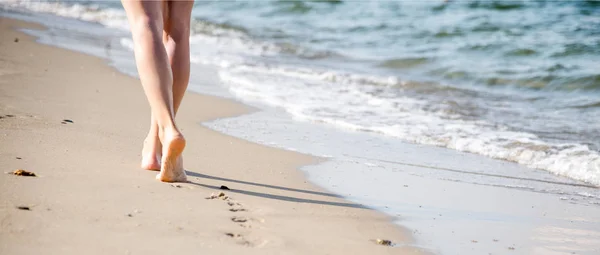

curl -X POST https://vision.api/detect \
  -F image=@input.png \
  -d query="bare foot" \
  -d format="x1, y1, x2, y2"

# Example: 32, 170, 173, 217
156, 130, 187, 182
141, 136, 161, 171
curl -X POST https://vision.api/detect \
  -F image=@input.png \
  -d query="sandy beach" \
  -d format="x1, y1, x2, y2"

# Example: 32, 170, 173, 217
0, 17, 421, 255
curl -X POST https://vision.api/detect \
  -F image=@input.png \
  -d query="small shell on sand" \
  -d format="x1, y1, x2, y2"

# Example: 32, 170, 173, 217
375, 239, 393, 246
11, 169, 36, 177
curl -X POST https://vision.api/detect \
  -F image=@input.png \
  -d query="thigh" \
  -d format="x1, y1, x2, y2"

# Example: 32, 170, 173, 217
121, 0, 164, 32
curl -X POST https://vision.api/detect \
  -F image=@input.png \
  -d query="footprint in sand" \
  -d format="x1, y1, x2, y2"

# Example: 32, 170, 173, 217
205, 192, 260, 228
231, 216, 248, 223
224, 232, 253, 247
225, 232, 270, 248
231, 216, 253, 228
205, 192, 246, 211
227, 201, 247, 212
231, 216, 266, 229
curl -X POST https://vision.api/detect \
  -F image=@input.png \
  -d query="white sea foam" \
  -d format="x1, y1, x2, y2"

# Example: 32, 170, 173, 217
218, 64, 600, 186
2, 0, 129, 30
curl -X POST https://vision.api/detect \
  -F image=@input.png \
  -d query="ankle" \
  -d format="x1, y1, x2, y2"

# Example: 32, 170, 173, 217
158, 124, 182, 140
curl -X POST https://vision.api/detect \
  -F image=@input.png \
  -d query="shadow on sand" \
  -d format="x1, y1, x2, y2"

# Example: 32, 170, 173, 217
185, 171, 367, 209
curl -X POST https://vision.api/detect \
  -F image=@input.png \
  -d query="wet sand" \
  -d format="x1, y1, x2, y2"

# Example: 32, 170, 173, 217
0, 17, 421, 255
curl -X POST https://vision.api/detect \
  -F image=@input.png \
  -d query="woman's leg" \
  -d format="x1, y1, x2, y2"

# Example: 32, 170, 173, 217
141, 0, 193, 171
139, 1, 168, 171
164, 0, 193, 113
122, 0, 186, 182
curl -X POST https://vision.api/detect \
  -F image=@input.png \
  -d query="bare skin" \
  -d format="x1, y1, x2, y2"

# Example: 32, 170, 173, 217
139, 0, 193, 172
122, 0, 194, 182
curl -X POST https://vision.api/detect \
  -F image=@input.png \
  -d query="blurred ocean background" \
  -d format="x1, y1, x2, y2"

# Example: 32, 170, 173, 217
2, 0, 599, 185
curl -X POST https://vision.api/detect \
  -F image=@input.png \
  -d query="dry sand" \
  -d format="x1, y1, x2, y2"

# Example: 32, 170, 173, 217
0, 17, 422, 255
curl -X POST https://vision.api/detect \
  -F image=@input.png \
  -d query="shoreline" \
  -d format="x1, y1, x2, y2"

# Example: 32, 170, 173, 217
0, 17, 421, 255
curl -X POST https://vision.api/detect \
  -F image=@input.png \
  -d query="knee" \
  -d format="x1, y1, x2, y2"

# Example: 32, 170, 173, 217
167, 19, 190, 44
130, 15, 162, 43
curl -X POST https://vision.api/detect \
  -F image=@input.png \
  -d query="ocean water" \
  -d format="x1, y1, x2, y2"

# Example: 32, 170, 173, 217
191, 0, 600, 186
4, 0, 599, 186
3, 1, 600, 254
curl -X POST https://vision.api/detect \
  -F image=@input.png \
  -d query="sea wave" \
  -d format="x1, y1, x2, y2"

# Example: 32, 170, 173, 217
217, 63, 600, 186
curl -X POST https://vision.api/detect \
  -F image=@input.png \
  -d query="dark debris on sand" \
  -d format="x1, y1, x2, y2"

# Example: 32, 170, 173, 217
219, 185, 230, 190
225, 232, 241, 238
11, 169, 36, 177
375, 239, 393, 246
16, 206, 30, 211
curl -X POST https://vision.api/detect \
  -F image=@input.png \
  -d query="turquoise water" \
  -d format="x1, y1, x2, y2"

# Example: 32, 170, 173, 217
2, 0, 600, 185
188, 0, 600, 143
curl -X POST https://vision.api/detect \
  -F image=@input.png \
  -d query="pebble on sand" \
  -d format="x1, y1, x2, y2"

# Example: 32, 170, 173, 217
11, 169, 36, 177
375, 239, 393, 246
14, 37, 19, 43
220, 185, 230, 190
17, 206, 30, 211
